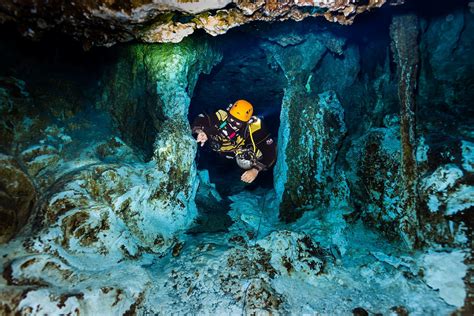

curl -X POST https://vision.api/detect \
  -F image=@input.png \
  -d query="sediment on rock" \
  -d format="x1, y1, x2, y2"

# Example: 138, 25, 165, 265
0, 0, 393, 47
390, 14, 421, 248
262, 31, 347, 222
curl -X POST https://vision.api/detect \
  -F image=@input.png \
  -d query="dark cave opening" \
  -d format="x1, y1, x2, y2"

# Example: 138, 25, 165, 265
189, 30, 286, 198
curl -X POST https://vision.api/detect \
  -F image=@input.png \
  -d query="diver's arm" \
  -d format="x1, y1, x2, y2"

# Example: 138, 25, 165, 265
251, 127, 277, 171
257, 139, 276, 170
192, 113, 220, 147
192, 113, 211, 134
192, 113, 220, 134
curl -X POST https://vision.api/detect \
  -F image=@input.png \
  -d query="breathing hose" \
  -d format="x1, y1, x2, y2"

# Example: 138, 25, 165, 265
248, 121, 257, 153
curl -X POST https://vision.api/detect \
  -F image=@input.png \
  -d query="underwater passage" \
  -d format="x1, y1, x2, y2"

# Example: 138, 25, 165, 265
0, 0, 473, 315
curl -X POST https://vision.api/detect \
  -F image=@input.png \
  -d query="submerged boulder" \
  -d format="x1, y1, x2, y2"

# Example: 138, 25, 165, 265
0, 154, 36, 244
30, 161, 197, 267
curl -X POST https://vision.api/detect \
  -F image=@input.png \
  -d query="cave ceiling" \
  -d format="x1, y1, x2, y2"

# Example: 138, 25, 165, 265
0, 0, 399, 48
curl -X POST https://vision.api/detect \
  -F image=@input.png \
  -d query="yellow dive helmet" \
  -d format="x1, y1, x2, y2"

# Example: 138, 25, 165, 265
229, 99, 253, 122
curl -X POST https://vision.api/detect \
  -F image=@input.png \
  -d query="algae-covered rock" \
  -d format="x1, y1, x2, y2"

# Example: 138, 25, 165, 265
100, 36, 222, 157
30, 161, 196, 267
2, 252, 150, 314
421, 164, 473, 217
347, 118, 472, 247
16, 36, 224, 267
20, 145, 61, 178
277, 90, 347, 222
164, 229, 325, 315
346, 124, 403, 240
262, 31, 348, 221
0, 154, 36, 243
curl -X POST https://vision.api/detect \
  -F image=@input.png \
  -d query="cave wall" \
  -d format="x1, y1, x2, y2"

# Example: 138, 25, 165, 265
0, 0, 391, 47
262, 6, 473, 248
344, 7, 473, 248
0, 35, 225, 313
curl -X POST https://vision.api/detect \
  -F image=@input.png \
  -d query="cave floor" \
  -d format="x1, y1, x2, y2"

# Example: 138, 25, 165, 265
141, 190, 457, 315
0, 184, 464, 315
0, 107, 466, 314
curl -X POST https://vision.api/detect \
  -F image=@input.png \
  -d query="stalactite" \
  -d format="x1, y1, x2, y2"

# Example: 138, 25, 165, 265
390, 14, 421, 248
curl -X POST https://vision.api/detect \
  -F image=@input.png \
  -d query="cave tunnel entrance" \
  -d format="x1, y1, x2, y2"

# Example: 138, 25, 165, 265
189, 29, 286, 198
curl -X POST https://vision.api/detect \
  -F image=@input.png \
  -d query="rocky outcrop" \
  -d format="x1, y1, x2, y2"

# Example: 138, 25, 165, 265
277, 90, 347, 222
162, 230, 326, 315
1, 249, 150, 315
0, 36, 224, 313
390, 14, 421, 248
0, 155, 36, 243
347, 115, 472, 248
100, 37, 222, 157
346, 119, 405, 242
419, 9, 474, 118
0, 0, 393, 47
262, 31, 347, 222
421, 164, 473, 218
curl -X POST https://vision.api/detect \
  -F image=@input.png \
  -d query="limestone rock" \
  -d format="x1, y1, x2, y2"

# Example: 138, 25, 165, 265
256, 231, 325, 278
0, 154, 36, 243
20, 145, 61, 177
262, 30, 348, 221
13, 35, 223, 269
421, 164, 473, 217
421, 250, 468, 307
0, 1, 392, 46
2, 252, 150, 314
93, 137, 140, 163
276, 90, 347, 221
164, 230, 325, 314
28, 157, 200, 267
418, 9, 474, 131
347, 120, 472, 247
99, 37, 222, 156
262, 32, 345, 82
311, 44, 360, 95
346, 123, 405, 240
0, 77, 45, 155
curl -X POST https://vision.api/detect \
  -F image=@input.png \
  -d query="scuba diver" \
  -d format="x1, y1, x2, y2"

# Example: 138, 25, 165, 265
192, 100, 276, 183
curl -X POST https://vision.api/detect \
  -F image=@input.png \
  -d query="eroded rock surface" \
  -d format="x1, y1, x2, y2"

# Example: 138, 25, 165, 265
262, 30, 348, 221
347, 116, 472, 248
0, 154, 36, 243
0, 36, 223, 313
0, 0, 392, 47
